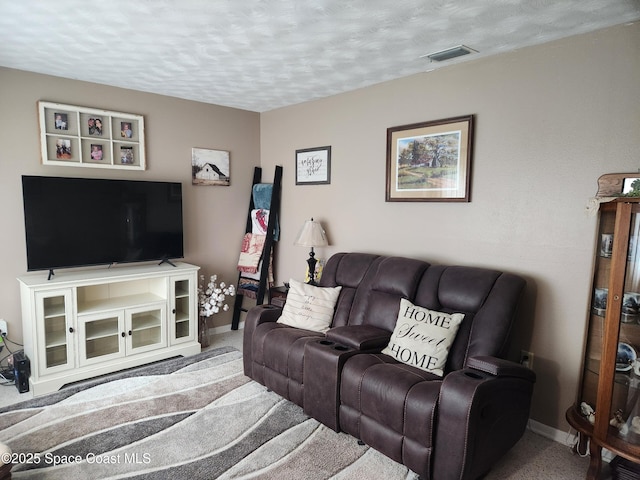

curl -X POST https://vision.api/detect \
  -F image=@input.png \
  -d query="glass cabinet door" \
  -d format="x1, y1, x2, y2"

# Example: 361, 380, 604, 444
35, 289, 74, 375
581, 201, 640, 455
580, 205, 615, 412
607, 204, 640, 449
170, 276, 195, 344
125, 304, 167, 354
78, 312, 125, 366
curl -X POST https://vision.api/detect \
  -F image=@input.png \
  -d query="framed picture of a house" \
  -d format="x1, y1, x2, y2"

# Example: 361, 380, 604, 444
192, 147, 231, 186
386, 115, 474, 202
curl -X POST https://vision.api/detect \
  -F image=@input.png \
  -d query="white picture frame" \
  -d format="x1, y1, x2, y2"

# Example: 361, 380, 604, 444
38, 101, 146, 170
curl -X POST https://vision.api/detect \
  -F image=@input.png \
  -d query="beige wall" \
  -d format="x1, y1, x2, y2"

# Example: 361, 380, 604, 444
0, 67, 260, 339
260, 22, 640, 431
1, 21, 638, 434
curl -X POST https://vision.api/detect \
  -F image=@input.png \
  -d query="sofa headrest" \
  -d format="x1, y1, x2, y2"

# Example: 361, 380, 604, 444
320, 252, 382, 328
320, 252, 381, 289
348, 256, 430, 330
436, 266, 501, 312
371, 256, 430, 298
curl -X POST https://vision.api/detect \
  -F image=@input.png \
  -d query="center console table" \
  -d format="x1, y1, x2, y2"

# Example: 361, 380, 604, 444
18, 261, 201, 396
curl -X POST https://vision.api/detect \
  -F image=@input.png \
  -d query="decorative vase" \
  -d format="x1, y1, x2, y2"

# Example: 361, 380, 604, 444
198, 315, 210, 348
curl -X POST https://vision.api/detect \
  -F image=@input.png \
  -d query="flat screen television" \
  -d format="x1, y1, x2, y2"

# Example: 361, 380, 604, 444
22, 176, 184, 274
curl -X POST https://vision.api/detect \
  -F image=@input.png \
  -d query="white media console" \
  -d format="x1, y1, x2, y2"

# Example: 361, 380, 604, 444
18, 262, 201, 396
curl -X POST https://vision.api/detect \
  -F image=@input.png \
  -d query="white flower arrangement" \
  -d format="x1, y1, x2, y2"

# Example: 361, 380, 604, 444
198, 274, 236, 317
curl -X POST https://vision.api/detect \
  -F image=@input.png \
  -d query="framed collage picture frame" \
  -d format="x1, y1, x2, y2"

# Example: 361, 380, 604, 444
38, 101, 146, 170
386, 115, 474, 202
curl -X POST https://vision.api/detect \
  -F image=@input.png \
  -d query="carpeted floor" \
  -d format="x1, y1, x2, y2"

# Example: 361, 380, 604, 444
0, 347, 417, 479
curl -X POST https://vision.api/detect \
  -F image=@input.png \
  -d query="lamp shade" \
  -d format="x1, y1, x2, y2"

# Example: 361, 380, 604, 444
294, 219, 328, 248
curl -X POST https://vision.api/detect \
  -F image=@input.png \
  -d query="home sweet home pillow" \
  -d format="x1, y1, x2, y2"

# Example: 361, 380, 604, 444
382, 298, 465, 376
277, 279, 342, 333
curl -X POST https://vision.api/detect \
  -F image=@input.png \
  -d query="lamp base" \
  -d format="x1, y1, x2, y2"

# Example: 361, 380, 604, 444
306, 249, 318, 285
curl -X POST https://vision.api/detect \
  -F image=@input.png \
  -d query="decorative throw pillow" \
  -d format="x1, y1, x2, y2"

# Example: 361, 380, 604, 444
276, 279, 342, 333
381, 298, 465, 376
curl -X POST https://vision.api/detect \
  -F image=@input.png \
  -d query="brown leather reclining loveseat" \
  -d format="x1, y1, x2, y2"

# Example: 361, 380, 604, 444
243, 252, 535, 480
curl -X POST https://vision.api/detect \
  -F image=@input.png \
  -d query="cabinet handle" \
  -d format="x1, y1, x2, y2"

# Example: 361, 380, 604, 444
121, 332, 126, 338
128, 330, 132, 336
172, 308, 176, 314
69, 327, 74, 333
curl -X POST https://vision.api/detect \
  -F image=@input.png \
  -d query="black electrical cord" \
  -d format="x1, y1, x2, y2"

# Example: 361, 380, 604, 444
0, 350, 14, 386
1, 338, 13, 357
1, 333, 23, 347
0, 334, 24, 387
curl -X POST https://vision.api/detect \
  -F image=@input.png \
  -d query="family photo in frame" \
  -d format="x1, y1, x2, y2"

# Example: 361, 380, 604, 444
39, 101, 146, 170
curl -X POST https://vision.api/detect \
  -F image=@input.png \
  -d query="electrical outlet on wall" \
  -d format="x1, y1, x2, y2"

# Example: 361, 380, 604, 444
0, 319, 7, 337
520, 350, 534, 369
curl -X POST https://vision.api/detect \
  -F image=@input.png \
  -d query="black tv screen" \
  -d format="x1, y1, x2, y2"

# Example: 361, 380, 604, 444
22, 176, 184, 272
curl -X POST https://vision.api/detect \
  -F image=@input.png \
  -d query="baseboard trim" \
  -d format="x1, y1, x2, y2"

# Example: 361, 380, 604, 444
528, 419, 574, 445
528, 419, 614, 462
208, 322, 244, 335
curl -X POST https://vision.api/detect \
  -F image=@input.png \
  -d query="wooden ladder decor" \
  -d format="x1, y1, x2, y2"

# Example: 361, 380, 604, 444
231, 165, 283, 330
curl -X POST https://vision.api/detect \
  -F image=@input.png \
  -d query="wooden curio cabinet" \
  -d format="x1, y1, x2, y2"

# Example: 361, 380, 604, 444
567, 174, 640, 479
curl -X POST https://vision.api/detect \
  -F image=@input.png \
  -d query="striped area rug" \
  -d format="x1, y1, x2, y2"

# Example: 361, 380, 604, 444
0, 347, 417, 479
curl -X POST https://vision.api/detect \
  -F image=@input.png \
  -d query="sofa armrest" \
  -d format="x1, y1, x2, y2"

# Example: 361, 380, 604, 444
243, 305, 282, 376
467, 356, 536, 382
433, 357, 535, 480
326, 325, 391, 350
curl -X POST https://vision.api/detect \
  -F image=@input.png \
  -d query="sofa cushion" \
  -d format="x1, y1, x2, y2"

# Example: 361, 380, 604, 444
381, 298, 464, 376
339, 353, 442, 453
277, 279, 342, 333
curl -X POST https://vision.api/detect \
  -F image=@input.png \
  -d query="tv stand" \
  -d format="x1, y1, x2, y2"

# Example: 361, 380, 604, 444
47, 269, 55, 281
158, 258, 177, 267
18, 262, 201, 396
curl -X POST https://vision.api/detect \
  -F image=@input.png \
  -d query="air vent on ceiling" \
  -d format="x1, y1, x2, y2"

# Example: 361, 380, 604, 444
422, 45, 477, 62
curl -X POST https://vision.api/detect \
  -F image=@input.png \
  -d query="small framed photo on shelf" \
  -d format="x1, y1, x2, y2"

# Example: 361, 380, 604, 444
295, 146, 331, 185
386, 115, 474, 202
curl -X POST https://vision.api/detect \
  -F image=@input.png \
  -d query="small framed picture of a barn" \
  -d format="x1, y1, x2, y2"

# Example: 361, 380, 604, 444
192, 147, 230, 186
386, 115, 474, 202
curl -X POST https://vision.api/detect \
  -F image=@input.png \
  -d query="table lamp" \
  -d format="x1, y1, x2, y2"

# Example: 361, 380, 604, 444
294, 218, 328, 285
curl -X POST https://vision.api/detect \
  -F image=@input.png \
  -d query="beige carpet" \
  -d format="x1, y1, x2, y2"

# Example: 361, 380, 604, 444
0, 337, 606, 479
0, 348, 416, 479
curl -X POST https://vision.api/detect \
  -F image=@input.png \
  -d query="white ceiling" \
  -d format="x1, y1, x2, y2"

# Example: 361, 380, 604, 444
1, 1, 639, 112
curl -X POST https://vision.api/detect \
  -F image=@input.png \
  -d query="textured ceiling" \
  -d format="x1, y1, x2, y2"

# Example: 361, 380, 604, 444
1, 1, 639, 112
